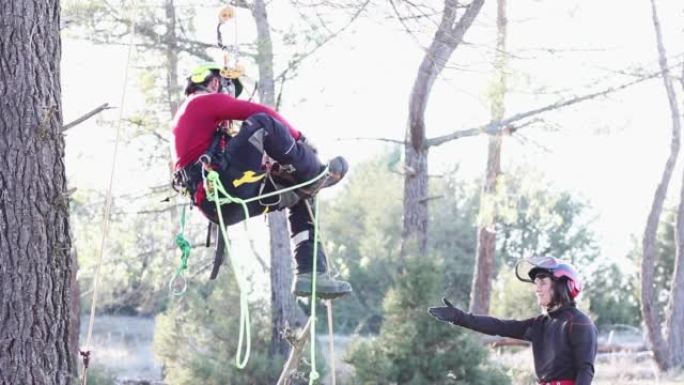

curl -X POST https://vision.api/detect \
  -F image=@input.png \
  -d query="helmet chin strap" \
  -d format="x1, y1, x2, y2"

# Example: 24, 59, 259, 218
192, 77, 230, 95
219, 77, 237, 97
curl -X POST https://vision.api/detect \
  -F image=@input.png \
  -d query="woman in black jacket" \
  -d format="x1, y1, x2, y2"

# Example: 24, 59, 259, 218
428, 256, 597, 385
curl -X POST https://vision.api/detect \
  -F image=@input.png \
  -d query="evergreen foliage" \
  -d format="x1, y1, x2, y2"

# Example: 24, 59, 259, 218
346, 255, 510, 385
154, 276, 283, 385
321, 151, 479, 333
320, 150, 404, 334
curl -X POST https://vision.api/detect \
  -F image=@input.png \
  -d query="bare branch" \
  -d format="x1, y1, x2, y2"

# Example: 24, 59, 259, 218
418, 194, 443, 203
425, 69, 666, 148
276, 318, 313, 385
275, 0, 370, 82
62, 103, 112, 132
150, 130, 170, 143
335, 136, 406, 145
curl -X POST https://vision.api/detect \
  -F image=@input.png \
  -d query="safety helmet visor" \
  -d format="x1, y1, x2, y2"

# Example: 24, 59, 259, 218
515, 256, 583, 298
515, 256, 562, 283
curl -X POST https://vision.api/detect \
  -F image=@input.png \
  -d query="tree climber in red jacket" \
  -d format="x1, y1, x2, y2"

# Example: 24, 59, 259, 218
172, 62, 352, 299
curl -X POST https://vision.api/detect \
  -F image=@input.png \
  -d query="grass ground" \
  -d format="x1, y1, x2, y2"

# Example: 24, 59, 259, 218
491, 346, 684, 385
323, 335, 684, 385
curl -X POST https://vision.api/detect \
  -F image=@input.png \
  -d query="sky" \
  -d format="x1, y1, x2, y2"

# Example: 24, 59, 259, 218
61, 0, 684, 274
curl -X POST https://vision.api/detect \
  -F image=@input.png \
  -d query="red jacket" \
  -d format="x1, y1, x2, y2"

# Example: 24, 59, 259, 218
172, 92, 301, 169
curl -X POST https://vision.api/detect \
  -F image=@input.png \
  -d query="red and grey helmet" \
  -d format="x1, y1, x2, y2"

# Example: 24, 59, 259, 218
515, 256, 582, 298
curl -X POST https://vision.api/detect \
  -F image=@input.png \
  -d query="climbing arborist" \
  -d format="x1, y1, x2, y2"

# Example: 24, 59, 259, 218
172, 62, 352, 299
428, 256, 597, 385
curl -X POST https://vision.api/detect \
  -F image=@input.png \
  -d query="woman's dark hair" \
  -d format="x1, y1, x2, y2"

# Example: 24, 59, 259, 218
550, 276, 576, 309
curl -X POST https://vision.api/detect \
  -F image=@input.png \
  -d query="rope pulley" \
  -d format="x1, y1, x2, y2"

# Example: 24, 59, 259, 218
217, 5, 244, 80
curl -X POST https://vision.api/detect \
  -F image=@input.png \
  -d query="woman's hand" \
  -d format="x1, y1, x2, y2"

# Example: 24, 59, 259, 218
428, 298, 464, 323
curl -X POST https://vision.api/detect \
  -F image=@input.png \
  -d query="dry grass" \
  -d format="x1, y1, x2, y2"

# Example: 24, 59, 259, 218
491, 346, 684, 385
322, 334, 684, 385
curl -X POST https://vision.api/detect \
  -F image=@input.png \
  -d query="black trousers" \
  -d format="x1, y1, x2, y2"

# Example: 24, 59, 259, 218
196, 113, 326, 273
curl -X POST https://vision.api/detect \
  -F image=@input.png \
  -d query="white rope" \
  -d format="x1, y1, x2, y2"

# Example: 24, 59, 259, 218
79, 8, 137, 385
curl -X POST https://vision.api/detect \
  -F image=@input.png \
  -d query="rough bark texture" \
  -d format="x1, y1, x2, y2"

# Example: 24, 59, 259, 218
164, 0, 181, 116
469, 0, 507, 315
469, 135, 501, 314
251, 0, 306, 359
402, 0, 485, 258
0, 0, 77, 384
641, 0, 682, 371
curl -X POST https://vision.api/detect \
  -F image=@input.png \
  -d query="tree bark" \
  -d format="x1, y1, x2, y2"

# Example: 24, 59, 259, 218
402, 0, 485, 258
641, 0, 682, 371
669, 156, 684, 367
469, 0, 507, 315
164, 0, 181, 116
251, 0, 306, 359
0, 1, 77, 384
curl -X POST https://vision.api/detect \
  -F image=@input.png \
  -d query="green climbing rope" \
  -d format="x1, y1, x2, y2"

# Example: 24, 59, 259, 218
170, 165, 330, 372
205, 170, 252, 369
170, 205, 191, 296
203, 166, 328, 375
308, 196, 321, 384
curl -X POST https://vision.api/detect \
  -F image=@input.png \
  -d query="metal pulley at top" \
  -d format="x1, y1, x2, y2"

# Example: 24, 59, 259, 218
217, 5, 244, 81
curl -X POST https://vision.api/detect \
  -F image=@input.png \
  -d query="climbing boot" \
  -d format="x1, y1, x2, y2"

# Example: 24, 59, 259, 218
292, 272, 353, 299
297, 156, 349, 198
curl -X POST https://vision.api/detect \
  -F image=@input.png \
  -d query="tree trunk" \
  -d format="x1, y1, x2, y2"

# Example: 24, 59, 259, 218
469, 0, 507, 315
641, 0, 682, 371
251, 0, 306, 359
669, 166, 684, 367
469, 135, 501, 313
0, 1, 77, 384
402, 0, 485, 258
163, 0, 182, 269
402, 140, 429, 257
164, 0, 181, 116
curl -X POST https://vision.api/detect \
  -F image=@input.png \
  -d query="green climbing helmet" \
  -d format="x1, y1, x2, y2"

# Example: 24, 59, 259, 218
186, 62, 243, 97
188, 62, 223, 84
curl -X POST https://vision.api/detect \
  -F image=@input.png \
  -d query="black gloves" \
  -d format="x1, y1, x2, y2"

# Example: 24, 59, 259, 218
428, 297, 464, 324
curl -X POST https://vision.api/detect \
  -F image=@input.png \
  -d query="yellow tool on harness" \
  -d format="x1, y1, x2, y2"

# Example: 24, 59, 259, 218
232, 170, 266, 187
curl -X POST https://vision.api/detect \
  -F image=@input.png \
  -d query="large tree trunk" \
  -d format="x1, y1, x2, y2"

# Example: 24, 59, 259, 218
469, 0, 507, 315
0, 1, 77, 384
641, 0, 682, 371
402, 0, 485, 258
251, 0, 306, 359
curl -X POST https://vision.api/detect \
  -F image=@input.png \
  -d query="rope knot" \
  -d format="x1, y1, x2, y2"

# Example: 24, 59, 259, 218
175, 233, 191, 250
79, 350, 91, 368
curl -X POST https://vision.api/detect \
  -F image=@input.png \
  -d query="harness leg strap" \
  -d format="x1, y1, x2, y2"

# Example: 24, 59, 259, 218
210, 225, 227, 280
205, 222, 214, 247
